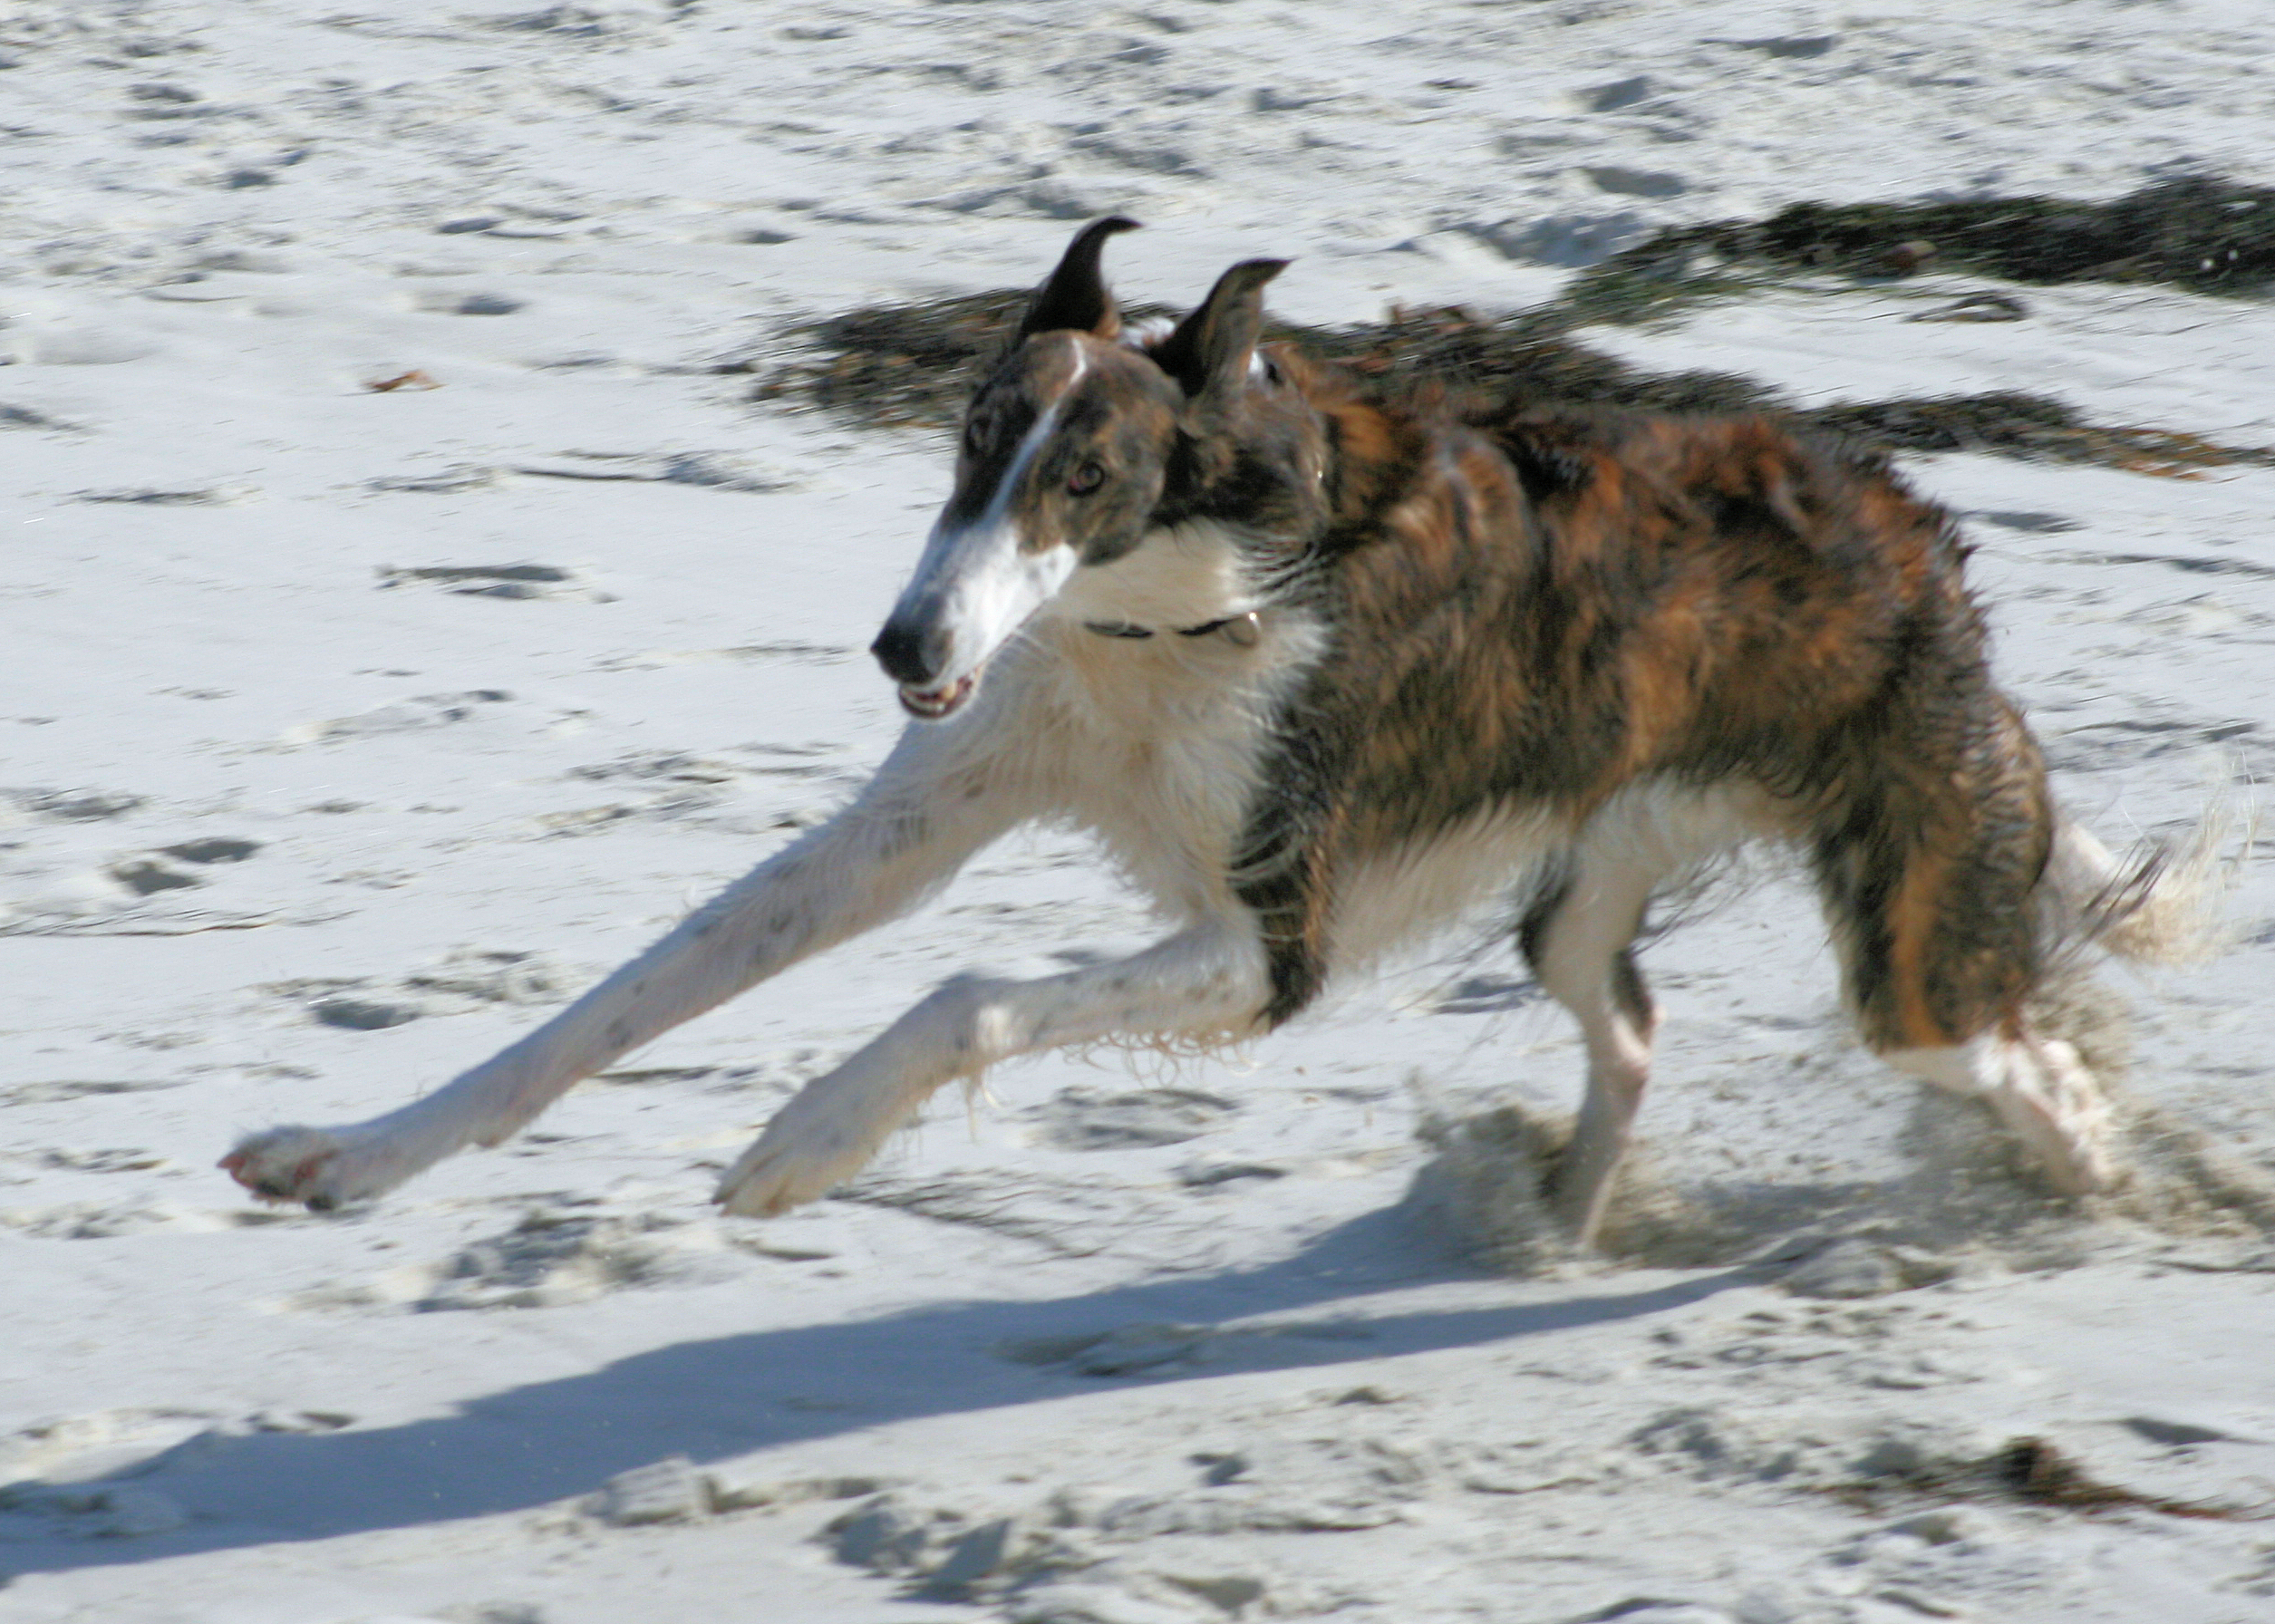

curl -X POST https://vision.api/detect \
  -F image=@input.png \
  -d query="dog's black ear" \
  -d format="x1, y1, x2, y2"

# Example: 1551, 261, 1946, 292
1018, 216, 1141, 340
1152, 257, 1288, 419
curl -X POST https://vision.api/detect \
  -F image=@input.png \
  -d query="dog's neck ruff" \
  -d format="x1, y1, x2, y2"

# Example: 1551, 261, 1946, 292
1082, 611, 1263, 647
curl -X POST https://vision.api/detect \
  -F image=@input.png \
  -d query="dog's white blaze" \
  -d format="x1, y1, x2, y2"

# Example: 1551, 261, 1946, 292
893, 342, 1089, 687
915, 521, 1078, 686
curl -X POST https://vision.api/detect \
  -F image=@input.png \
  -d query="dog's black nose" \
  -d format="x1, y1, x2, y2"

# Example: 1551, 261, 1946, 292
871, 617, 942, 686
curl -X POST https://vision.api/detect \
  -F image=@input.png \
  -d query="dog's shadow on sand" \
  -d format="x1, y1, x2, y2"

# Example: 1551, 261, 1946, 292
1, 1204, 1746, 1580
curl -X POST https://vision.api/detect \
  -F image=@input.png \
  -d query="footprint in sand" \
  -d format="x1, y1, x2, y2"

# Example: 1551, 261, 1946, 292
1031, 1085, 1241, 1151
376, 564, 608, 602
282, 947, 589, 1030
281, 689, 516, 745
287, 1205, 741, 1314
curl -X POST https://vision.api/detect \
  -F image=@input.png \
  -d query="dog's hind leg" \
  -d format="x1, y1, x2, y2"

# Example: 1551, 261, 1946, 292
716, 922, 1269, 1216
223, 727, 1027, 1210
1818, 705, 2117, 1196
1519, 839, 1668, 1250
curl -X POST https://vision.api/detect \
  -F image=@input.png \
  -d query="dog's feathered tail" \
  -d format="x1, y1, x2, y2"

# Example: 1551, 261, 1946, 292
2027, 793, 2241, 1078
2042, 797, 2241, 972
2029, 795, 2275, 1233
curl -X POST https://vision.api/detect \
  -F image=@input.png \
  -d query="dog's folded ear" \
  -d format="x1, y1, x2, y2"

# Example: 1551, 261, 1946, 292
1152, 256, 1289, 422
1019, 216, 1142, 341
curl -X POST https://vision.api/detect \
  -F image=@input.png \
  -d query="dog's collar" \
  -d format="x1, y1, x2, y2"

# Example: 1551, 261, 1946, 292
1083, 610, 1261, 647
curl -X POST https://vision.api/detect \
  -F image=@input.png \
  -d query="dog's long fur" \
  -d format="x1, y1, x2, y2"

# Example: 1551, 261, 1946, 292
225, 219, 2191, 1246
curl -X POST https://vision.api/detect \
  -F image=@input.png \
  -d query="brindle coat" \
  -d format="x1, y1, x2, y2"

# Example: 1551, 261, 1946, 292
1226, 383, 2053, 1058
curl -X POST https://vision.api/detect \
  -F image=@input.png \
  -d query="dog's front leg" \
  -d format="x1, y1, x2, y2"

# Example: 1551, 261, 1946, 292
224, 731, 1021, 1210
716, 921, 1270, 1215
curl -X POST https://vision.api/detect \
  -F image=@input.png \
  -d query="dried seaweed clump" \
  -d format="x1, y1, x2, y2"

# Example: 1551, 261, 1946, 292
1810, 392, 2270, 475
750, 289, 1034, 430
750, 179, 2275, 475
755, 294, 2271, 478
1584, 173, 2275, 314
750, 292, 1770, 436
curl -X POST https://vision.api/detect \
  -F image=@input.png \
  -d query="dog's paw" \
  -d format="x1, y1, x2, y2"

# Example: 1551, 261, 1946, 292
219, 1126, 400, 1212
713, 1124, 869, 1218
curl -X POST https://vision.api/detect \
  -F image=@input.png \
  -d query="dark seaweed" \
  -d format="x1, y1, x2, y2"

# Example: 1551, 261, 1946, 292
1587, 175, 2275, 311
749, 179, 2275, 475
750, 291, 2272, 477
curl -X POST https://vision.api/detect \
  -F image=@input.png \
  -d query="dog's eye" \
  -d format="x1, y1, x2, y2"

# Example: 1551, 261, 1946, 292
1068, 460, 1106, 496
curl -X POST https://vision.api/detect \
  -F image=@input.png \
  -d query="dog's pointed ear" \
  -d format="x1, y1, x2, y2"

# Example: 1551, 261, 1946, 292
1152, 256, 1289, 419
1018, 216, 1141, 341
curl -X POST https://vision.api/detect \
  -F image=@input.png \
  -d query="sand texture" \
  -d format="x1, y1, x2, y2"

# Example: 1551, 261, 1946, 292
3, 4, 2274, 1621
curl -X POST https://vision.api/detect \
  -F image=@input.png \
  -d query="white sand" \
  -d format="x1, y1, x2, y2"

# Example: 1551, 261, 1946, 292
3, 5, 2273, 1621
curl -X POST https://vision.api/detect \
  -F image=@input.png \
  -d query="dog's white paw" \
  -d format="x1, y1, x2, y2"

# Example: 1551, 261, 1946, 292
713, 1121, 871, 1218
220, 1126, 405, 1211
1995, 1037, 2121, 1198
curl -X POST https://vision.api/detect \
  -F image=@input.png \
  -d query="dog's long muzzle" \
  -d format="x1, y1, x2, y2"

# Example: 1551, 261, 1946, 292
873, 523, 1075, 721
871, 587, 983, 720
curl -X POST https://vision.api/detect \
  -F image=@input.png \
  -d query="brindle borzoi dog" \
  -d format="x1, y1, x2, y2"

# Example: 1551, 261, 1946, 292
226, 218, 2185, 1248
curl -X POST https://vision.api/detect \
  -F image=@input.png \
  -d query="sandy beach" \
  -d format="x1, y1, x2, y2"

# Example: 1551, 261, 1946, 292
4, 4, 2274, 1620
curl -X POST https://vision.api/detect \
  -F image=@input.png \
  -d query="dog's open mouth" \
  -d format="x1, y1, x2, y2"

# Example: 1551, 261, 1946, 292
897, 672, 978, 720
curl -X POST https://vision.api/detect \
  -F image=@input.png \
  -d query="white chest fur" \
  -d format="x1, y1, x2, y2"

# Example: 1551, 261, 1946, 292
973, 522, 1324, 923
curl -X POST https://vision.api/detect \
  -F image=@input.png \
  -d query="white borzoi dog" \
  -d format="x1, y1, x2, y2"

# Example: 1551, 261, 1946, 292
226, 218, 2187, 1248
